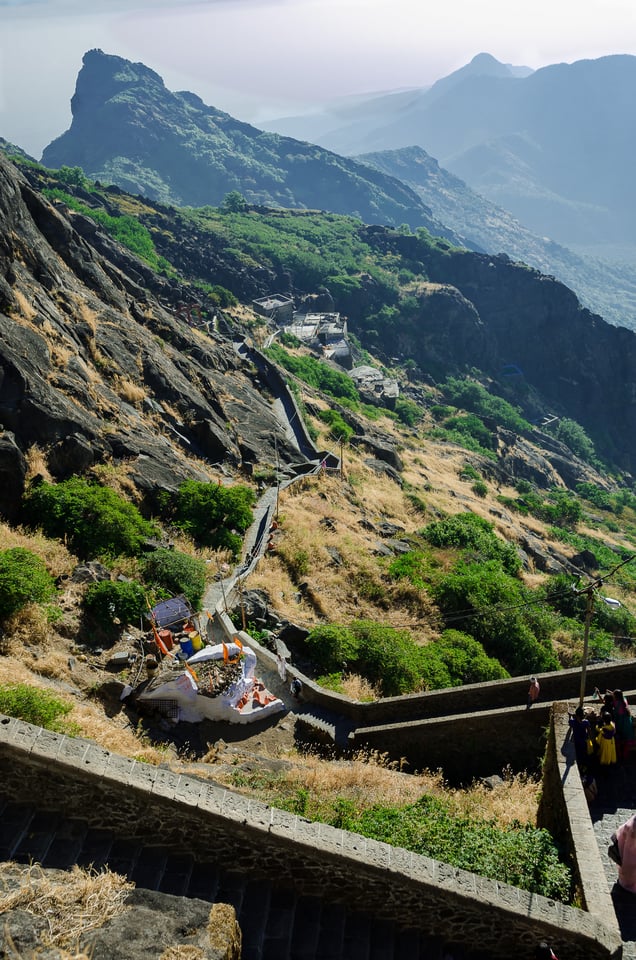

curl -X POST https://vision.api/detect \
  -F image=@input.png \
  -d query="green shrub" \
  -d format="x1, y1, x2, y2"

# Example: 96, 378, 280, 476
141, 549, 206, 610
304, 624, 359, 674
423, 512, 521, 575
0, 682, 73, 732
547, 418, 596, 464
163, 481, 255, 556
84, 579, 147, 626
425, 630, 509, 685
441, 377, 531, 434
347, 794, 570, 901
0, 548, 56, 621
23, 478, 158, 559
443, 413, 495, 451
350, 620, 422, 697
394, 398, 421, 427
388, 550, 430, 589
318, 409, 355, 441
433, 561, 559, 675
471, 480, 488, 498
266, 345, 360, 404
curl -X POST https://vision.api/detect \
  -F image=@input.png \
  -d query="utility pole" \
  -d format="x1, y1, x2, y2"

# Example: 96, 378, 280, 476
577, 553, 635, 707
579, 587, 595, 707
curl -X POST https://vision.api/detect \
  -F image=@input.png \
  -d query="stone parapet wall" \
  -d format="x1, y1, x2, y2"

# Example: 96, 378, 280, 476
538, 702, 618, 926
0, 715, 622, 960
348, 703, 552, 781
217, 612, 636, 727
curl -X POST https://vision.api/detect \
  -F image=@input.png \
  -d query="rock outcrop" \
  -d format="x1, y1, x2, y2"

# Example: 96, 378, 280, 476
0, 151, 314, 513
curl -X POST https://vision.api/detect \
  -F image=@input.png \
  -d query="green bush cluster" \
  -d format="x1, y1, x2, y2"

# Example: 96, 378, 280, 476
83, 579, 147, 626
23, 478, 158, 560
499, 487, 582, 530
433, 561, 559, 675
423, 513, 521, 575
42, 188, 162, 268
441, 377, 531, 434
317, 409, 355, 441
141, 548, 207, 610
160, 480, 255, 556
418, 629, 509, 688
306, 620, 509, 696
0, 547, 56, 621
0, 682, 74, 733
266, 344, 360, 404
546, 417, 597, 465
343, 794, 571, 901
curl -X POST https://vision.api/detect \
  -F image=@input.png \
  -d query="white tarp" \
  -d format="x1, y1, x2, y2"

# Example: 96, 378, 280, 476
137, 640, 284, 724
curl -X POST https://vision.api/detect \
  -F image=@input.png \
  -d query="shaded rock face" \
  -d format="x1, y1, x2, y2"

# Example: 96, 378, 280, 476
0, 864, 241, 960
0, 151, 312, 515
352, 229, 636, 474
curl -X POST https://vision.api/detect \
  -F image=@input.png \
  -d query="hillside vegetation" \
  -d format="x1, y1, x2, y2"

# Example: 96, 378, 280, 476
2, 149, 636, 903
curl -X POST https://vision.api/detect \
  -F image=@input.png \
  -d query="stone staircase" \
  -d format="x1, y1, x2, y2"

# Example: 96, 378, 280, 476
0, 796, 478, 960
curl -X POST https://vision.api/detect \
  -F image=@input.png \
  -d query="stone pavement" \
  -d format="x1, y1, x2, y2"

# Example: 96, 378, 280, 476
589, 755, 636, 959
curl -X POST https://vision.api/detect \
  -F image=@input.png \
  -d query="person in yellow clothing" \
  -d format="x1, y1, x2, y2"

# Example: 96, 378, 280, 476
596, 709, 617, 766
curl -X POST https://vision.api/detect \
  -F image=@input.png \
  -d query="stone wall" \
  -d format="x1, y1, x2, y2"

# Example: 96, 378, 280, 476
538, 702, 617, 925
215, 615, 636, 781
0, 715, 622, 960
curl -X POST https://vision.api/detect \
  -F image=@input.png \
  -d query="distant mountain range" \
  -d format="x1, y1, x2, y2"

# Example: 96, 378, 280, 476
35, 49, 636, 331
41, 49, 457, 243
262, 53, 636, 261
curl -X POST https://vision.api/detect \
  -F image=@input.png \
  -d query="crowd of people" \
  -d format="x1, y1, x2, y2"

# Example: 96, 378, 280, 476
569, 688, 634, 773
569, 688, 636, 900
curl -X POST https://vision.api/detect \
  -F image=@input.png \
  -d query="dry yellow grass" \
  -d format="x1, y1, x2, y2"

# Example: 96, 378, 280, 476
223, 748, 540, 827
0, 604, 51, 654
113, 376, 146, 405
67, 702, 170, 764
89, 460, 141, 502
24, 444, 53, 483
249, 468, 438, 640
339, 673, 381, 701
0, 522, 76, 577
0, 863, 133, 950
11, 288, 37, 323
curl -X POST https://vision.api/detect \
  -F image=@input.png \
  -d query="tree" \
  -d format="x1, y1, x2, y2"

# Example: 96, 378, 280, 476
221, 191, 248, 213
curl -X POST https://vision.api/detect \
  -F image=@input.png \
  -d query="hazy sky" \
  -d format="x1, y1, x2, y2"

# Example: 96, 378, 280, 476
2, 0, 636, 157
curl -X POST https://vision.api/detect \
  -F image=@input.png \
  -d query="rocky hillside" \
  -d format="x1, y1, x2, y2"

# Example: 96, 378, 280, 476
8, 151, 636, 480
0, 151, 322, 520
40, 50, 456, 242
358, 145, 636, 332
0, 145, 635, 786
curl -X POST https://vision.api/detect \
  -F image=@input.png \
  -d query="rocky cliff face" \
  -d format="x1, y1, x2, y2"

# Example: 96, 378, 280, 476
349, 228, 636, 474
0, 151, 308, 517
41, 50, 456, 240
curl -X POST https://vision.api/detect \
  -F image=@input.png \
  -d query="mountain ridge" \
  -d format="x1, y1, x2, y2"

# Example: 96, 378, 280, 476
41, 49, 458, 243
